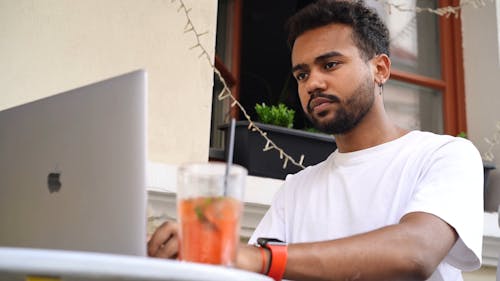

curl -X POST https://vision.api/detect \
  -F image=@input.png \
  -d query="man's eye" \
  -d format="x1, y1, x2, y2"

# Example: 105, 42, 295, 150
296, 73, 308, 81
325, 61, 339, 69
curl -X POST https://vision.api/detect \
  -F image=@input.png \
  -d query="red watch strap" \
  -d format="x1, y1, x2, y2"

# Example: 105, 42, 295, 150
267, 243, 288, 281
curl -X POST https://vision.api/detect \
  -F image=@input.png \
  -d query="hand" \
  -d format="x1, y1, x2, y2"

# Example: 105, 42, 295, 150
147, 221, 179, 259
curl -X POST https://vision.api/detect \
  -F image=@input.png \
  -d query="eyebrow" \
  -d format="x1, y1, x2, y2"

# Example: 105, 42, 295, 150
292, 51, 344, 73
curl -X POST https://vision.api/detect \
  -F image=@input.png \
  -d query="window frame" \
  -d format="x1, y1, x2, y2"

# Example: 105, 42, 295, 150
389, 0, 466, 136
215, 0, 466, 137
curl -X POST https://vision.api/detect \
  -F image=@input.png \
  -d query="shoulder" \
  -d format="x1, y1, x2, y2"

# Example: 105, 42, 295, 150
404, 131, 483, 192
406, 131, 480, 159
405, 130, 455, 146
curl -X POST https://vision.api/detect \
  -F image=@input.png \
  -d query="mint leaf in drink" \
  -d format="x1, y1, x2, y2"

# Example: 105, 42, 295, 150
194, 205, 204, 221
194, 197, 219, 231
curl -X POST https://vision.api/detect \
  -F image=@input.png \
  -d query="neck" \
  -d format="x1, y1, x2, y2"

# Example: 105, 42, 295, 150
333, 102, 409, 153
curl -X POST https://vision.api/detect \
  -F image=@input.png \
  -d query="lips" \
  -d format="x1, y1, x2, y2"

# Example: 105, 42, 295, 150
309, 97, 337, 112
307, 93, 341, 114
310, 97, 332, 108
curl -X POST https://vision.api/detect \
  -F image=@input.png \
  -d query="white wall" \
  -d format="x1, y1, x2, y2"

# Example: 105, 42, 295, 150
462, 0, 500, 211
463, 1, 500, 279
0, 0, 218, 164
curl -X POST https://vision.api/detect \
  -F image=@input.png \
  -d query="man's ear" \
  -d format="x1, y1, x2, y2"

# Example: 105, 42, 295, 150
371, 54, 391, 85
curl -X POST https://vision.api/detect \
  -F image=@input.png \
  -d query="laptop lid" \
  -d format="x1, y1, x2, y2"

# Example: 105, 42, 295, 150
0, 70, 147, 256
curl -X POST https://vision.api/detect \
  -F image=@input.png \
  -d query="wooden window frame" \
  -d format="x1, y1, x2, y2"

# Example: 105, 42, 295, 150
214, 0, 243, 120
390, 0, 466, 136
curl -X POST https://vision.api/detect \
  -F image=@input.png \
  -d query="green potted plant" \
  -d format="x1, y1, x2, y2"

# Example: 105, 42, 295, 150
220, 103, 337, 180
254, 103, 295, 129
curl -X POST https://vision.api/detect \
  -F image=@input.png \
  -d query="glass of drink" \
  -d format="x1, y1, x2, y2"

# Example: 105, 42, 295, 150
176, 162, 247, 266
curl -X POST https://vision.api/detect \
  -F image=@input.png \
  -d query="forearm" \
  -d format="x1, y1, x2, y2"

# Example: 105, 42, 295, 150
284, 213, 457, 281
286, 226, 427, 281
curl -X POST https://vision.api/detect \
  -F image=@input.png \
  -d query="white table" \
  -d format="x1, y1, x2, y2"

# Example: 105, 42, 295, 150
0, 247, 272, 281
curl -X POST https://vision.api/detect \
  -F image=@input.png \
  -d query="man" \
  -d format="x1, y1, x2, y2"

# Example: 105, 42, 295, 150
148, 1, 484, 280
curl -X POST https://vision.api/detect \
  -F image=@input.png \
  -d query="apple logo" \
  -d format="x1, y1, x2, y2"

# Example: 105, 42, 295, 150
47, 172, 61, 193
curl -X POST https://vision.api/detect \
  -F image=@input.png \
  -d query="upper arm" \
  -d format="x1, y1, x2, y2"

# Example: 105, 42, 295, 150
399, 211, 458, 274
403, 138, 483, 270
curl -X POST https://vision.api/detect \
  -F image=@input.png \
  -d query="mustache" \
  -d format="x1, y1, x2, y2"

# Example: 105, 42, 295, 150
307, 92, 341, 112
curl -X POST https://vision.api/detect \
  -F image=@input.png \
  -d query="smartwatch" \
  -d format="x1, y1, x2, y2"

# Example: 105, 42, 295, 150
257, 238, 288, 281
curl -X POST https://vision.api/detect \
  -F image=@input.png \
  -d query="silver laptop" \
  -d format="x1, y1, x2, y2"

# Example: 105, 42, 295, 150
0, 70, 147, 256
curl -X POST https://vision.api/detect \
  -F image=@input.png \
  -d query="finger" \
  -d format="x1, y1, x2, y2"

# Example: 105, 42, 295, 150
147, 221, 175, 256
147, 224, 172, 257
147, 221, 178, 257
155, 233, 180, 259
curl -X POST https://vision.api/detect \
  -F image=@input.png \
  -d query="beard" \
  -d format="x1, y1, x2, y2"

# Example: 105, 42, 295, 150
306, 77, 375, 135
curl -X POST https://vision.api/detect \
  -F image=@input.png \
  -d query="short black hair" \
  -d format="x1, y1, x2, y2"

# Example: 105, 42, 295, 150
285, 0, 390, 60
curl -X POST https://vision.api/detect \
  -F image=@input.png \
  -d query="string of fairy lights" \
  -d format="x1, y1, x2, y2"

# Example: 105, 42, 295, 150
483, 122, 500, 162
173, 0, 307, 169
172, 0, 493, 170
376, 0, 491, 17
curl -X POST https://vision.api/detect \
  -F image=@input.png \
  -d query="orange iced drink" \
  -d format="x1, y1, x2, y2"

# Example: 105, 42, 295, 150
178, 196, 242, 266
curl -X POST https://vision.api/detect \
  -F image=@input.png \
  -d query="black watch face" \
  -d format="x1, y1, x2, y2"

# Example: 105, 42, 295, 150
257, 237, 285, 247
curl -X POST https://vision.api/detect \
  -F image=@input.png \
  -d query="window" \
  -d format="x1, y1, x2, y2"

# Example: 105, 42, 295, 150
210, 0, 241, 157
210, 0, 466, 156
373, 0, 466, 135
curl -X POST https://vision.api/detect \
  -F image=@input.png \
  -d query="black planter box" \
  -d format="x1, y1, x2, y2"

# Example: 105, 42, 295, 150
483, 161, 496, 192
220, 121, 337, 180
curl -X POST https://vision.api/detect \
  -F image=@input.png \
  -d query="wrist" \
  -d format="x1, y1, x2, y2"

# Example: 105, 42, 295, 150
256, 238, 288, 281
237, 244, 267, 273
257, 246, 271, 274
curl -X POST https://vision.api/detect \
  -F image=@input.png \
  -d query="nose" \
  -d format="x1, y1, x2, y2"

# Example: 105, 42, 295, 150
305, 71, 327, 96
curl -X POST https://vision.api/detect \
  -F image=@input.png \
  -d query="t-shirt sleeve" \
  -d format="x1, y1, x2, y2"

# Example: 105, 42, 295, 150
403, 138, 484, 271
248, 183, 287, 245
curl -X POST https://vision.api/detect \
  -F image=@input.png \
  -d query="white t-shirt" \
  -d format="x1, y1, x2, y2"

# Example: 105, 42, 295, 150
249, 131, 484, 281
